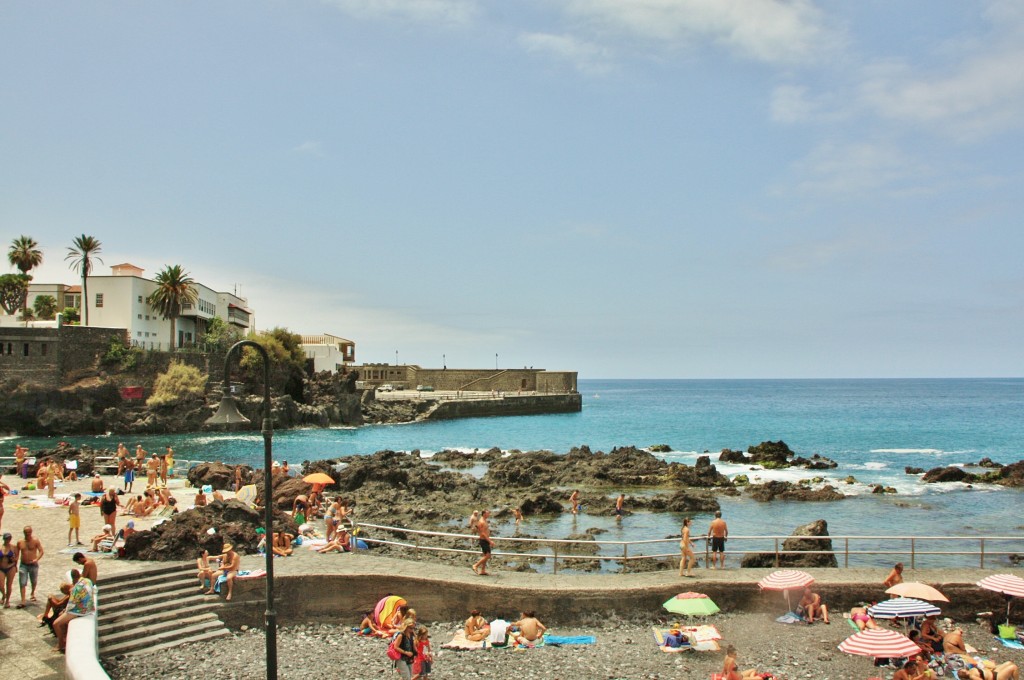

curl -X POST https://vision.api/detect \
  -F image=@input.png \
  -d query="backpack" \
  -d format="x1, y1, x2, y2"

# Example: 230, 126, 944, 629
387, 634, 403, 661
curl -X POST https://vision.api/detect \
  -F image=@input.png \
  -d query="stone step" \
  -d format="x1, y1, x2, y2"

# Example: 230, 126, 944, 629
101, 579, 199, 606
98, 573, 198, 606
100, 612, 221, 647
103, 626, 232, 658
100, 592, 219, 625
100, 562, 193, 587
99, 601, 222, 636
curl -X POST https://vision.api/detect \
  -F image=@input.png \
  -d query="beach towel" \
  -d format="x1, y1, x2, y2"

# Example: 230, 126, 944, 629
57, 548, 114, 558
775, 611, 807, 624
652, 626, 721, 652
236, 569, 266, 579
544, 634, 596, 645
996, 636, 1024, 650
441, 630, 487, 650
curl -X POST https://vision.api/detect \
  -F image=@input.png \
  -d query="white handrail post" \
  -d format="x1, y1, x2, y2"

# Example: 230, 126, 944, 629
911, 538, 916, 570
980, 538, 986, 569
553, 546, 559, 574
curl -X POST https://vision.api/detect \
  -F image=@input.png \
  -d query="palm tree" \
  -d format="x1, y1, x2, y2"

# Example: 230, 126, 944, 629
8, 235, 43, 317
147, 264, 197, 350
65, 235, 102, 326
8, 236, 43, 274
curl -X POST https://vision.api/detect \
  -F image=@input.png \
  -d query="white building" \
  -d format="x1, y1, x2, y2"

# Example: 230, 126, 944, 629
300, 333, 356, 373
4, 263, 254, 348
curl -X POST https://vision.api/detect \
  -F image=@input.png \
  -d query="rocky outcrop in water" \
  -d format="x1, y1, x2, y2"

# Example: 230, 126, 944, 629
719, 442, 835, 470
746, 481, 845, 502
740, 519, 839, 568
921, 466, 974, 483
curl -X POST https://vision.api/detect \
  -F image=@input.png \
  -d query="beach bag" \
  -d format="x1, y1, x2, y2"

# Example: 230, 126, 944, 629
387, 634, 403, 661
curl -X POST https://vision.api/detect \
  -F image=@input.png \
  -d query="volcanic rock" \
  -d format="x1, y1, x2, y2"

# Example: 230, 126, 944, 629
905, 467, 925, 475
791, 454, 838, 470
921, 466, 975, 483
740, 519, 838, 568
188, 461, 247, 491
666, 456, 732, 488
746, 441, 795, 468
121, 499, 298, 561
718, 449, 749, 464
746, 481, 845, 502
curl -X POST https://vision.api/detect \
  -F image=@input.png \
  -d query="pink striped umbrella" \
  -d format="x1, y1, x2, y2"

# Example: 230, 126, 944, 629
839, 628, 921, 659
978, 574, 1024, 625
758, 570, 814, 611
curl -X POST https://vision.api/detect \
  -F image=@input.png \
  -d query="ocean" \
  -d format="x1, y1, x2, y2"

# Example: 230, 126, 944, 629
7, 378, 1024, 567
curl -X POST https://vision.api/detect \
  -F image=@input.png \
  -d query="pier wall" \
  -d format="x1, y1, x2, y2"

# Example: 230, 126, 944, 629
221, 574, 999, 629
425, 393, 582, 420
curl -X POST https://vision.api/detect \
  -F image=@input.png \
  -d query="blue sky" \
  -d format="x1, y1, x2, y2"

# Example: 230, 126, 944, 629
2, 1, 1023, 378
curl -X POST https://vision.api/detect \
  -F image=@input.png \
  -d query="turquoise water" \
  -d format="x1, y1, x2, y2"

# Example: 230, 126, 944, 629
7, 379, 1024, 567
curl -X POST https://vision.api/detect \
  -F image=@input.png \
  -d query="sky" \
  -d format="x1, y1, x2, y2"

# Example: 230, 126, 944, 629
2, 1, 1023, 379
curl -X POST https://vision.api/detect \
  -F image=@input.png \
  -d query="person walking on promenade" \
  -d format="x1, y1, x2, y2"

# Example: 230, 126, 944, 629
679, 517, 696, 577
146, 453, 160, 488
1, 531, 17, 608
472, 510, 494, 576
134, 444, 147, 469
707, 511, 728, 569
116, 442, 127, 476
123, 456, 135, 493
17, 525, 44, 607
160, 446, 172, 486
0, 474, 9, 533
67, 493, 82, 546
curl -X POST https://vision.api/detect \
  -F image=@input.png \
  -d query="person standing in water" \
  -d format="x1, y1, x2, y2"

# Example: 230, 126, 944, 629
679, 517, 696, 577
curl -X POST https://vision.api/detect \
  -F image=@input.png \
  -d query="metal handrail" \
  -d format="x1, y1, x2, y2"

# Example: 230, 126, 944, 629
353, 522, 1024, 572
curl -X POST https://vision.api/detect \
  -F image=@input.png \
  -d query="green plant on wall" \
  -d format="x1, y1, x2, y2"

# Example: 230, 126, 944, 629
147, 361, 207, 407
102, 334, 142, 371
61, 307, 80, 324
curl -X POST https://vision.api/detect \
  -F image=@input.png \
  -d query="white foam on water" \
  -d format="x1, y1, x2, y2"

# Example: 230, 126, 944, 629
870, 448, 944, 454
188, 434, 263, 446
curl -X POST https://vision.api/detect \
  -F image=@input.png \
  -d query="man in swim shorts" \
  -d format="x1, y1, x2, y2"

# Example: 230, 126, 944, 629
707, 511, 728, 569
472, 510, 493, 575
17, 525, 44, 607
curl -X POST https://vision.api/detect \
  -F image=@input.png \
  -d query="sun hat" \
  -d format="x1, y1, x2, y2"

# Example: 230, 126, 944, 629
103, 524, 112, 531
222, 543, 233, 552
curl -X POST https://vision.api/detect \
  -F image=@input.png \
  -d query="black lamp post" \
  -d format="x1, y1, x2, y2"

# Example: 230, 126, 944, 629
205, 340, 277, 679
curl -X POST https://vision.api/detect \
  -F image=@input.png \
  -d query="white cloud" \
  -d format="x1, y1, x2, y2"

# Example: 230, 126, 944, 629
564, 0, 830, 64
292, 140, 325, 157
517, 32, 614, 75
320, 0, 478, 26
791, 140, 933, 196
859, 45, 1024, 140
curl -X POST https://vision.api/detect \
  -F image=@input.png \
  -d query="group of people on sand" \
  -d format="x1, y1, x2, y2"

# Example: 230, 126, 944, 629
463, 608, 548, 648
356, 602, 433, 679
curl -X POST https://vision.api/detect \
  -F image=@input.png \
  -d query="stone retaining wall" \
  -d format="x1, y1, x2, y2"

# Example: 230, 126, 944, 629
426, 393, 582, 420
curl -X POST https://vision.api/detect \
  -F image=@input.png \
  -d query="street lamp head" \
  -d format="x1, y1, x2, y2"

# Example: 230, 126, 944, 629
206, 395, 251, 426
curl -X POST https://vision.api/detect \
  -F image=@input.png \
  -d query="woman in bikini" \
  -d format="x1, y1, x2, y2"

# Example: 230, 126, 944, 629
722, 645, 760, 680
0, 531, 18, 608
849, 605, 878, 630
464, 609, 490, 642
678, 517, 696, 577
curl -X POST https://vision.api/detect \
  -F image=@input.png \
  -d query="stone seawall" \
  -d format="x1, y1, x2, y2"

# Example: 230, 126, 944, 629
220, 571, 1001, 629
425, 393, 582, 420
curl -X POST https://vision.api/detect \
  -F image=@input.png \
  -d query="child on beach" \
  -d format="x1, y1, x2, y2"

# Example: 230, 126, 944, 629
412, 626, 432, 679
68, 493, 82, 546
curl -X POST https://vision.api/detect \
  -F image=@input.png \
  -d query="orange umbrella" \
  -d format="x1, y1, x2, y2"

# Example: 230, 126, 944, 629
885, 582, 949, 603
302, 472, 335, 486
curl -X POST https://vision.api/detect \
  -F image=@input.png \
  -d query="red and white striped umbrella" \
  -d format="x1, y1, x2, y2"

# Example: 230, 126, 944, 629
838, 629, 921, 659
978, 574, 1024, 624
758, 570, 814, 591
758, 570, 814, 611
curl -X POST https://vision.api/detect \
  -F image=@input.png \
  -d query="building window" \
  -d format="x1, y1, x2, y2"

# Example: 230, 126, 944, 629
145, 315, 150, 320
23, 343, 29, 356
41, 343, 47, 356
137, 332, 142, 337
6, 343, 11, 355
96, 293, 104, 308
138, 314, 142, 319
138, 295, 143, 303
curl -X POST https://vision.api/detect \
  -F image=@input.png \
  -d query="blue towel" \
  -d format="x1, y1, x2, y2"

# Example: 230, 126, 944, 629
544, 635, 596, 645
213, 574, 227, 594
996, 636, 1024, 650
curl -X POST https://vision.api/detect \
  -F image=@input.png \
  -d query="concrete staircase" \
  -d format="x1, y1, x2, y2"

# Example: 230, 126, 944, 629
98, 562, 232, 657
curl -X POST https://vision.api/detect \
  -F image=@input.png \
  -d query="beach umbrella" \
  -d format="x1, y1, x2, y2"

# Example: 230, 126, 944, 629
302, 472, 335, 486
838, 628, 921, 659
868, 597, 941, 620
235, 484, 258, 506
977, 574, 1024, 625
373, 595, 407, 628
758, 570, 814, 611
662, 592, 721, 617
885, 582, 949, 603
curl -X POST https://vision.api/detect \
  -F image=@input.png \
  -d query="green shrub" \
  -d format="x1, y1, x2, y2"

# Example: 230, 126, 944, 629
102, 335, 142, 370
147, 361, 208, 407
